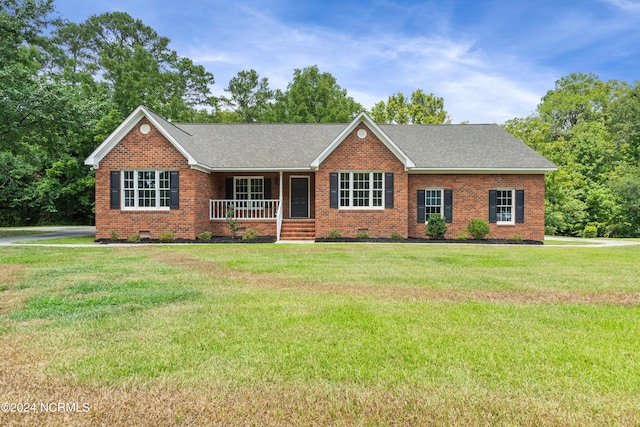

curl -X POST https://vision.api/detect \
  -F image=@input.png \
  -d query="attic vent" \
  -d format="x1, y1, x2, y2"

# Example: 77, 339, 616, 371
140, 124, 151, 134
357, 129, 367, 139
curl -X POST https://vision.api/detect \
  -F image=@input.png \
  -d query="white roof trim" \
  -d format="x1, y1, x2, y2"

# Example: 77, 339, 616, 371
84, 106, 198, 169
205, 167, 313, 172
408, 167, 557, 174
310, 112, 415, 168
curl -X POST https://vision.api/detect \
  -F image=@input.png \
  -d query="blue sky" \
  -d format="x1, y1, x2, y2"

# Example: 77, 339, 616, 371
54, 0, 640, 123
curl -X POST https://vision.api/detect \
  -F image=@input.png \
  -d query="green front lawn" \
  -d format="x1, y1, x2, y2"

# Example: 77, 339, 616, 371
1, 244, 639, 425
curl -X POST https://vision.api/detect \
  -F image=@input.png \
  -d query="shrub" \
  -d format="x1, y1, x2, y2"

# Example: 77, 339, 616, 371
425, 214, 447, 239
582, 225, 598, 238
390, 231, 403, 240
356, 230, 370, 239
110, 230, 119, 241
467, 218, 490, 240
158, 230, 174, 242
327, 230, 341, 239
242, 228, 260, 241
544, 225, 557, 236
126, 233, 141, 243
226, 205, 241, 239
197, 231, 212, 241
509, 234, 524, 242
455, 231, 470, 240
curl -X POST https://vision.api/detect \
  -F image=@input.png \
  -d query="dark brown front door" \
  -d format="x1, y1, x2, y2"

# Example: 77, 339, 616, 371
290, 177, 309, 218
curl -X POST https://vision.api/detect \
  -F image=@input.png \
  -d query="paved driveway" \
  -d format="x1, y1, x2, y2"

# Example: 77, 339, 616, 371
0, 226, 95, 245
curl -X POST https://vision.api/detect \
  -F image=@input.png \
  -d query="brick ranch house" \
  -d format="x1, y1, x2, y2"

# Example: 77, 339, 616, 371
85, 106, 556, 241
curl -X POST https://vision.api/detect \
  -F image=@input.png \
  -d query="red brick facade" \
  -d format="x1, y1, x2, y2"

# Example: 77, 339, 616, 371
95, 118, 208, 240
93, 118, 547, 241
315, 123, 408, 238
408, 174, 546, 241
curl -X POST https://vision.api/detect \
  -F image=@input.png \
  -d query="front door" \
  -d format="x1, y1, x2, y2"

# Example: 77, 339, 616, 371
290, 177, 309, 218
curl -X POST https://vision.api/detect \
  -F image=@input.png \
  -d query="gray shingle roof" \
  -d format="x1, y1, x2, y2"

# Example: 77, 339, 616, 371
379, 124, 557, 170
177, 123, 346, 169
169, 121, 555, 171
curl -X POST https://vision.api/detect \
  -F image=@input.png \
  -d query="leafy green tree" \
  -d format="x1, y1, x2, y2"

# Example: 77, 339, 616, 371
220, 69, 274, 122
503, 73, 640, 237
370, 89, 450, 124
269, 65, 363, 123
54, 12, 215, 120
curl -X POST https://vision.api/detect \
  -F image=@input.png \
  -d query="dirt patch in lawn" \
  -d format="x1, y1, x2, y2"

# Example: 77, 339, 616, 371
1, 263, 26, 286
0, 335, 636, 427
152, 252, 640, 307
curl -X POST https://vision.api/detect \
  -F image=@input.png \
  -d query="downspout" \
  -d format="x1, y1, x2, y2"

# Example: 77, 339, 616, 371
276, 170, 283, 241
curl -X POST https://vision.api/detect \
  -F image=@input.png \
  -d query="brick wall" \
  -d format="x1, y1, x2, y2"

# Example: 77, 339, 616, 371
408, 174, 546, 241
315, 123, 408, 238
95, 118, 210, 240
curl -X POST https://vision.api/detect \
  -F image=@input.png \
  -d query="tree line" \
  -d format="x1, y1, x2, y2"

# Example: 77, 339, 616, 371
503, 73, 640, 237
1, 1, 639, 236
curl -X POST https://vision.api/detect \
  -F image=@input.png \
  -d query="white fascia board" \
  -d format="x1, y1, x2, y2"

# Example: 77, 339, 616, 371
205, 167, 313, 172
310, 112, 415, 168
407, 167, 557, 174
84, 106, 200, 169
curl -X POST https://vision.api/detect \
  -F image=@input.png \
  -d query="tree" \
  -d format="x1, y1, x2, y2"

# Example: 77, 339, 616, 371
503, 73, 640, 237
53, 12, 215, 120
220, 69, 274, 122
370, 89, 450, 124
537, 73, 624, 137
269, 65, 363, 123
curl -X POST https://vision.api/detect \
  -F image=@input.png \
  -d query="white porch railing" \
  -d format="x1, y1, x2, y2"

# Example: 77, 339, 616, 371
210, 199, 280, 220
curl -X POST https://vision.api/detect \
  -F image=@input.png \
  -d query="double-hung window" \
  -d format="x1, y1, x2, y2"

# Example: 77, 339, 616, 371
339, 172, 384, 209
496, 189, 514, 224
425, 189, 443, 220
234, 177, 264, 209
122, 170, 171, 209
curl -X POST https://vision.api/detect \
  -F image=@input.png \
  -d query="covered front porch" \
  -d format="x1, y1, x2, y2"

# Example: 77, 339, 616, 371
208, 171, 315, 240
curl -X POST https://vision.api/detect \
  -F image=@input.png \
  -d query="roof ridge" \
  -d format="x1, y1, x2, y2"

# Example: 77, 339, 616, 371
142, 106, 193, 137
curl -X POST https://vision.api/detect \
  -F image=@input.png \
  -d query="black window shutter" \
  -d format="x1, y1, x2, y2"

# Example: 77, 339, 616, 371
225, 177, 233, 199
385, 172, 394, 208
444, 190, 453, 223
169, 171, 179, 209
489, 190, 497, 223
330, 172, 338, 208
110, 171, 120, 209
264, 178, 272, 200
417, 190, 425, 223
516, 190, 525, 223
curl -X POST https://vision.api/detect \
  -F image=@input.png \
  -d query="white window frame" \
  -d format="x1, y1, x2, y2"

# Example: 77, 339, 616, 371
496, 188, 514, 225
425, 188, 443, 221
338, 171, 384, 210
234, 176, 264, 210
122, 170, 170, 210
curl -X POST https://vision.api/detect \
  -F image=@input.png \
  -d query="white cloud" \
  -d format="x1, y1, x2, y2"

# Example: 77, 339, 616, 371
182, 5, 556, 123
599, 0, 640, 11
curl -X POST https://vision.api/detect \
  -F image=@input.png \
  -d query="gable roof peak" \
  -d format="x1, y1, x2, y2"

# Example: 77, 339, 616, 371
84, 105, 197, 169
310, 112, 416, 169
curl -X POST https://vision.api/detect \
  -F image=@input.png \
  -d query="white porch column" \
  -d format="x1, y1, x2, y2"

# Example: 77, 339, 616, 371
276, 171, 284, 240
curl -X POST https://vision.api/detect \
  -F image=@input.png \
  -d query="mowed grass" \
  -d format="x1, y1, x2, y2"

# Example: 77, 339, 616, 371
14, 236, 97, 245
1, 244, 639, 426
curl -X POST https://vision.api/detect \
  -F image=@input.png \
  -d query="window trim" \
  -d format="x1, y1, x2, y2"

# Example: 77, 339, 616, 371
121, 169, 171, 211
233, 176, 265, 210
338, 171, 385, 210
424, 188, 444, 221
496, 188, 515, 225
